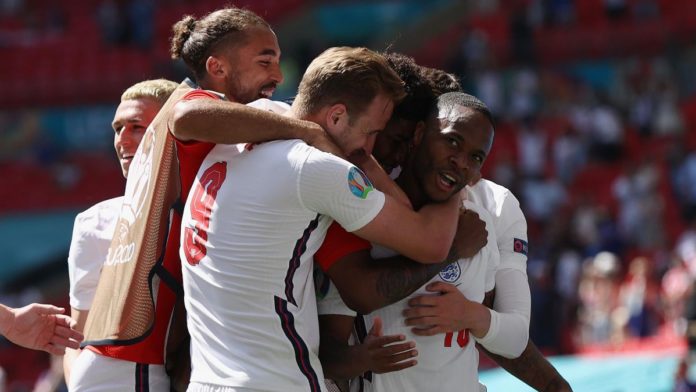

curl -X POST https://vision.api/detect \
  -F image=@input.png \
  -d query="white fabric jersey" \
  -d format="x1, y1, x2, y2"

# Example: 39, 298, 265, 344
467, 179, 531, 359
69, 349, 168, 391
319, 198, 499, 392
181, 140, 385, 392
466, 179, 527, 273
68, 197, 124, 310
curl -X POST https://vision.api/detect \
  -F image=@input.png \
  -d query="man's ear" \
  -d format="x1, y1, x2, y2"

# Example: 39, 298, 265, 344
412, 120, 426, 147
326, 103, 348, 128
205, 56, 226, 78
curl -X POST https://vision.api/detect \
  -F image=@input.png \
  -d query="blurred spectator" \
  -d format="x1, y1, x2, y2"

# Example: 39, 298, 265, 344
96, 0, 127, 46
509, 67, 539, 120
615, 257, 661, 340
672, 149, 696, 221
127, 0, 154, 49
613, 158, 665, 249
588, 95, 624, 162
517, 116, 548, 177
653, 80, 685, 136
521, 173, 567, 224
577, 252, 622, 345
552, 124, 586, 184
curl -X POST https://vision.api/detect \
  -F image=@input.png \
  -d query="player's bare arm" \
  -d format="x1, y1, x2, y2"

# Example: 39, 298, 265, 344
319, 315, 417, 381
481, 341, 573, 392
327, 208, 487, 314
353, 192, 460, 264
327, 250, 450, 314
169, 98, 342, 156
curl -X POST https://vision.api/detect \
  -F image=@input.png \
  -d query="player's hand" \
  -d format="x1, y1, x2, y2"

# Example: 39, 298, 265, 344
448, 209, 487, 261
403, 282, 490, 338
304, 124, 344, 158
3, 303, 84, 355
360, 317, 418, 374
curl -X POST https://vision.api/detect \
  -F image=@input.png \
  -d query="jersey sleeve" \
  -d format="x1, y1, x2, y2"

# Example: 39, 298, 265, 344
475, 268, 531, 358
496, 191, 528, 274
67, 212, 108, 310
315, 222, 372, 272
298, 150, 385, 233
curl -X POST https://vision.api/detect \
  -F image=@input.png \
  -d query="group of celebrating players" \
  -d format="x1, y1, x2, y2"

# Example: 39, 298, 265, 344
53, 5, 574, 392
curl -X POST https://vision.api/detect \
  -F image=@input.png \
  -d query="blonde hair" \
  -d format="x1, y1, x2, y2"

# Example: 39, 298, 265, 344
293, 47, 406, 119
121, 79, 178, 104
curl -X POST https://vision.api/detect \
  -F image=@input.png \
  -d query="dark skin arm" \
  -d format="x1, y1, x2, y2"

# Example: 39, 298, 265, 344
480, 290, 573, 392
479, 341, 572, 392
326, 208, 487, 315
319, 315, 417, 381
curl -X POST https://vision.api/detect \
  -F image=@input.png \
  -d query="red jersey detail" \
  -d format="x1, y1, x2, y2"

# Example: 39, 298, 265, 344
89, 88, 218, 364
315, 221, 371, 272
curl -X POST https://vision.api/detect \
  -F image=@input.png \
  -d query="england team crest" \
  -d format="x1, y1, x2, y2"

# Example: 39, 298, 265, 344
439, 262, 461, 283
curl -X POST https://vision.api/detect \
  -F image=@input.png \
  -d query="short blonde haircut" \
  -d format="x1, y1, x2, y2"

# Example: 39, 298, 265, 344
293, 47, 406, 119
121, 79, 178, 105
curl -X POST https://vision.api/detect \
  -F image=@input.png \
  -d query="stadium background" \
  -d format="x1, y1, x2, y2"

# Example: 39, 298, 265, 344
1, 0, 696, 390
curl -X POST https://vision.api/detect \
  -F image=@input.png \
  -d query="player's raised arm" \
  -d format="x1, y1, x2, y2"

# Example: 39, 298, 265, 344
317, 208, 487, 314
170, 98, 341, 156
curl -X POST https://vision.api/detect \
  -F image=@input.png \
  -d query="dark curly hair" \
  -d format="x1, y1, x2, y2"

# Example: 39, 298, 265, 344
382, 52, 437, 123
420, 66, 462, 95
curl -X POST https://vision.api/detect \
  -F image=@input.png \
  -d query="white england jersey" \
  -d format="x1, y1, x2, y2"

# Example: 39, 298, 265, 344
467, 179, 528, 273
181, 139, 385, 392
319, 198, 499, 392
68, 196, 123, 310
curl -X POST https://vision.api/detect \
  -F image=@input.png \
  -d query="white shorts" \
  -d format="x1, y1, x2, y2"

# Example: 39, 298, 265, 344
69, 349, 170, 391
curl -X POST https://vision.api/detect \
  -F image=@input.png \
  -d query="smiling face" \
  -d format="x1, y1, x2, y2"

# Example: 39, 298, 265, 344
112, 97, 161, 178
407, 106, 494, 204
219, 26, 283, 103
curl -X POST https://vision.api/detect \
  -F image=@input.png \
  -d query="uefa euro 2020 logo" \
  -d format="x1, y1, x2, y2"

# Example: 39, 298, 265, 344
347, 167, 374, 199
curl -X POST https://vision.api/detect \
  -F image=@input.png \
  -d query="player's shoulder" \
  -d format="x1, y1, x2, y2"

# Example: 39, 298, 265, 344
247, 98, 291, 114
467, 179, 521, 217
76, 196, 123, 221
74, 196, 124, 234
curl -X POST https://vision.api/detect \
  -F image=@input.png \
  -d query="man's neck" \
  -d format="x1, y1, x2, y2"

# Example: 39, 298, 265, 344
396, 167, 427, 210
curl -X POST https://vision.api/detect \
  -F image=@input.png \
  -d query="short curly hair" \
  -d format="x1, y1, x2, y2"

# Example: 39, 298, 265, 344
383, 52, 437, 123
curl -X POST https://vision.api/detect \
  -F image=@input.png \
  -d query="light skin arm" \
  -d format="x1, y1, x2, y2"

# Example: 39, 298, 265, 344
169, 99, 343, 156
327, 209, 487, 314
319, 315, 417, 381
63, 307, 89, 384
0, 303, 83, 356
353, 193, 461, 264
